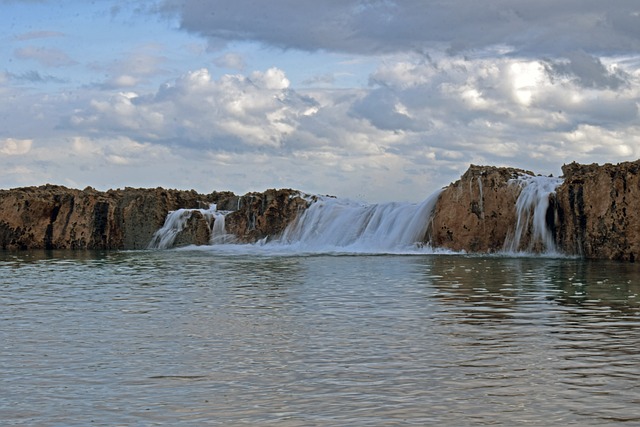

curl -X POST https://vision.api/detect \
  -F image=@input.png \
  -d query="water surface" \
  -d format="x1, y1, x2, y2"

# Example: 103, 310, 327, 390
2, 250, 640, 425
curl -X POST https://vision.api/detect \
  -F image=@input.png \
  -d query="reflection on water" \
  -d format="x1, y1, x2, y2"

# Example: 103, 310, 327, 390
1, 250, 640, 425
425, 256, 640, 424
429, 255, 640, 315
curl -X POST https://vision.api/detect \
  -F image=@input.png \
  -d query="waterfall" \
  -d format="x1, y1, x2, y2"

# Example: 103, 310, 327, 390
210, 210, 235, 244
277, 190, 442, 252
503, 175, 563, 254
148, 204, 232, 249
147, 209, 195, 249
148, 191, 442, 253
148, 178, 568, 255
477, 176, 484, 220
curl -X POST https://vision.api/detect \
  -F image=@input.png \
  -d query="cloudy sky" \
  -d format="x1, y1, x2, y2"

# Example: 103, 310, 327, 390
2, 1, 639, 202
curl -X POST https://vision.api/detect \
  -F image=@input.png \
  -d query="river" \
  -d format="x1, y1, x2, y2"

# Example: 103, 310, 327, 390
2, 249, 640, 425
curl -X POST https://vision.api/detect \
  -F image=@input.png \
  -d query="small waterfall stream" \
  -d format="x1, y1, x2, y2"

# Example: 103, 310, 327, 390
503, 175, 563, 254
148, 209, 198, 249
210, 210, 235, 244
147, 204, 233, 249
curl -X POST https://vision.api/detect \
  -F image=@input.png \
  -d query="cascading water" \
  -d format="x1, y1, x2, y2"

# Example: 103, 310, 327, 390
148, 177, 566, 256
276, 191, 442, 253
147, 204, 233, 249
210, 210, 234, 244
476, 176, 484, 220
147, 209, 195, 249
503, 175, 563, 254
148, 191, 443, 253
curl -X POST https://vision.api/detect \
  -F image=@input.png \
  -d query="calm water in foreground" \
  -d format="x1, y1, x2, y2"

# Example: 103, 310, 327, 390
2, 249, 640, 426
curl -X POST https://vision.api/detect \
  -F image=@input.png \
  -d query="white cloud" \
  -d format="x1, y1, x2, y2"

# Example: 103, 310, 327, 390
562, 124, 640, 157
509, 61, 546, 105
213, 52, 246, 70
69, 67, 313, 150
89, 45, 170, 89
0, 138, 32, 155
3, 50, 639, 201
250, 67, 290, 90
109, 75, 140, 88
72, 136, 170, 165
14, 46, 76, 67
3, 0, 640, 202
343, 53, 640, 179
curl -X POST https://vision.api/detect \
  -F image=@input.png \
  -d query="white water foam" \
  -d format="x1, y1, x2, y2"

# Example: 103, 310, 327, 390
273, 191, 443, 254
210, 209, 235, 244
503, 175, 563, 254
151, 178, 564, 257
148, 204, 233, 249
148, 209, 196, 249
159, 191, 446, 255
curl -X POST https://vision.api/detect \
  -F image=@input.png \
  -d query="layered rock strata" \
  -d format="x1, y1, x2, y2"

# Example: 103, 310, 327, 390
0, 185, 307, 250
426, 165, 534, 253
1, 160, 638, 261
554, 160, 640, 262
426, 161, 639, 261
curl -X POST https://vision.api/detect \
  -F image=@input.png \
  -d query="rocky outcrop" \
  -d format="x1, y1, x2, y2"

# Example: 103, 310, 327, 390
427, 161, 640, 261
146, 188, 311, 248
1, 160, 639, 261
172, 210, 214, 247
0, 185, 309, 250
554, 160, 640, 262
222, 189, 310, 243
0, 185, 223, 250
426, 165, 533, 253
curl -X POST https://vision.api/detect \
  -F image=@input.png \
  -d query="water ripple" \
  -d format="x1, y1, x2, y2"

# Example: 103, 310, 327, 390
2, 251, 640, 425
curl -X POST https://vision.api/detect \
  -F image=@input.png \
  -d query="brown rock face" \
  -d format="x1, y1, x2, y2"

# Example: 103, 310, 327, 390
2, 160, 638, 261
427, 165, 533, 253
0, 185, 308, 250
172, 210, 214, 247
428, 161, 640, 260
223, 189, 310, 243
0, 185, 220, 250
554, 160, 640, 261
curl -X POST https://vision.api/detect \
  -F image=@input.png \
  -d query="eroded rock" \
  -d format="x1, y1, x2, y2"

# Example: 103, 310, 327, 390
1, 160, 639, 261
555, 160, 640, 261
0, 186, 219, 250
223, 189, 310, 243
426, 165, 532, 253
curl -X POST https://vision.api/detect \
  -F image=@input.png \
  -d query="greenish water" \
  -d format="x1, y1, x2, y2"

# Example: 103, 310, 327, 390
2, 250, 640, 426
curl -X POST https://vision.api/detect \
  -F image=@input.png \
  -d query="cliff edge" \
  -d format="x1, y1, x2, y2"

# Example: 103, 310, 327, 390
427, 165, 531, 253
555, 160, 640, 261
0, 186, 224, 250
1, 160, 638, 260
427, 160, 639, 261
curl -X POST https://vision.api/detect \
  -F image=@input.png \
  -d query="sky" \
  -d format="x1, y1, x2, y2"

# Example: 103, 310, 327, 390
1, 0, 639, 202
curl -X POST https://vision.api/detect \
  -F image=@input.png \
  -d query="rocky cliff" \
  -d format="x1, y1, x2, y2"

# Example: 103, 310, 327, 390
426, 165, 531, 253
1, 160, 638, 260
426, 160, 639, 261
0, 185, 307, 250
554, 160, 640, 262
0, 185, 220, 250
